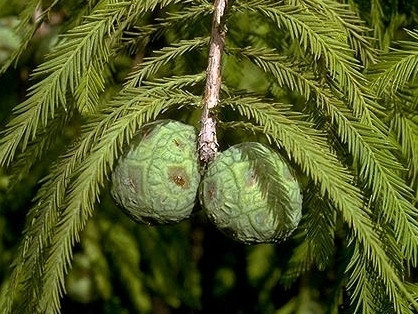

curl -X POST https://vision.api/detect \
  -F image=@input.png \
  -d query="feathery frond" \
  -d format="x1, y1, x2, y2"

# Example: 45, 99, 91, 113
303, 193, 336, 270
0, 0, 188, 167
222, 96, 417, 312
347, 244, 386, 314
0, 74, 203, 313
38, 90, 199, 313
278, 189, 335, 286
288, 0, 376, 65
390, 110, 418, 197
0, 0, 133, 167
138, 0, 190, 11
74, 60, 107, 115
236, 0, 383, 128
371, 30, 418, 97
370, 0, 384, 48
126, 36, 209, 87
231, 47, 418, 263
1, 1, 417, 313
8, 110, 71, 186
124, 2, 212, 51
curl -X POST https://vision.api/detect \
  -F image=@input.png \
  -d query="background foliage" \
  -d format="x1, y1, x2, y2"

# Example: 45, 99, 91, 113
0, 0, 417, 313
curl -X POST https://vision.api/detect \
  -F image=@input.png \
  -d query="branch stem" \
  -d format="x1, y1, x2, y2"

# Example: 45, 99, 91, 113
198, 0, 228, 164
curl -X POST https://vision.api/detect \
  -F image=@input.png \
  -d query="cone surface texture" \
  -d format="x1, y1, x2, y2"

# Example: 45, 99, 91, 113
200, 142, 302, 243
111, 120, 200, 224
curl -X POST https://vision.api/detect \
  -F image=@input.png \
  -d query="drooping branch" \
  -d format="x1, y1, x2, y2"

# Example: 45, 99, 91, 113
198, 0, 228, 164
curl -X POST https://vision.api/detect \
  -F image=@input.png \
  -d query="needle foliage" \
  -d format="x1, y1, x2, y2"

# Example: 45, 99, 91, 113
0, 0, 417, 313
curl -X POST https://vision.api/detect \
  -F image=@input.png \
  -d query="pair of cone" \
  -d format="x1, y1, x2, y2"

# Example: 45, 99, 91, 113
111, 120, 302, 244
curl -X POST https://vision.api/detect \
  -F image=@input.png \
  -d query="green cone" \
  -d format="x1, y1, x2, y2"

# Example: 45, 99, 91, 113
200, 142, 302, 243
111, 120, 200, 224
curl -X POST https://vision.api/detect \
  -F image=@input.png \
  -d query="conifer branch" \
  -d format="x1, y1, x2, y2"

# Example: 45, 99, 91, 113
1, 1, 416, 313
303, 193, 336, 270
0, 76, 202, 313
371, 30, 418, 97
222, 96, 418, 312
140, 0, 190, 11
124, 2, 212, 51
0, 0, 185, 168
126, 37, 209, 87
8, 110, 71, 187
390, 112, 418, 195
0, 0, 132, 167
371, 0, 384, 48
348, 245, 388, 313
237, 0, 385, 131
198, 0, 229, 164
288, 0, 376, 65
232, 47, 418, 264
74, 61, 106, 115
37, 92, 199, 313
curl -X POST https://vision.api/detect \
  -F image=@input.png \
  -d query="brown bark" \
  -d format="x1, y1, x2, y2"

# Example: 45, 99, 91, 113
198, 0, 228, 165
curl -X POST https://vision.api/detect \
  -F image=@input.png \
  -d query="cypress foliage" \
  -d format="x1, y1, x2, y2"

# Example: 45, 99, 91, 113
0, 0, 417, 313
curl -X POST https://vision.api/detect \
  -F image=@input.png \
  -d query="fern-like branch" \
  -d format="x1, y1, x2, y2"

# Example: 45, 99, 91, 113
390, 110, 418, 197
0, 74, 203, 313
124, 2, 212, 51
236, 0, 385, 130
8, 110, 71, 187
126, 36, 209, 87
0, 0, 133, 167
222, 96, 417, 313
0, 0, 189, 167
37, 90, 199, 313
371, 0, 385, 48
347, 244, 387, 313
233, 47, 418, 264
74, 60, 108, 116
273, 188, 335, 286
371, 30, 418, 97
288, 0, 376, 65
